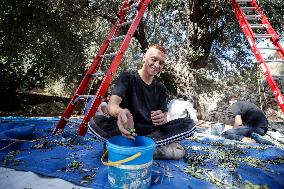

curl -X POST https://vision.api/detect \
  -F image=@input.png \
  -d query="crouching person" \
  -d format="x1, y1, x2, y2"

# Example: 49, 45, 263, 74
223, 96, 268, 143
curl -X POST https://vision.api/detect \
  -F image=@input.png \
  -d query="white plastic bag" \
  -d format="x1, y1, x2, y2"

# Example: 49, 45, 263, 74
167, 99, 198, 124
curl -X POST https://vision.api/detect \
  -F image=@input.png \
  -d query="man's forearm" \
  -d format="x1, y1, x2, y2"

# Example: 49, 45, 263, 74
107, 95, 124, 117
107, 104, 123, 117
234, 115, 243, 127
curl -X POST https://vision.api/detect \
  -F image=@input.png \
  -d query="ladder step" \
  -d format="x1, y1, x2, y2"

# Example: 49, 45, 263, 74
254, 34, 277, 38
91, 72, 105, 77
119, 20, 133, 27
110, 35, 126, 41
241, 7, 257, 10
245, 15, 261, 20
241, 10, 254, 13
73, 95, 95, 105
250, 24, 268, 29
236, 0, 252, 3
264, 60, 284, 63
272, 75, 284, 79
100, 52, 116, 58
274, 76, 284, 79
258, 47, 280, 50
122, 2, 139, 12
77, 95, 95, 99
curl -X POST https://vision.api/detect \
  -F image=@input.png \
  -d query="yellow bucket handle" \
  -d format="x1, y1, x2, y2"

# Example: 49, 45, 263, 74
101, 150, 142, 166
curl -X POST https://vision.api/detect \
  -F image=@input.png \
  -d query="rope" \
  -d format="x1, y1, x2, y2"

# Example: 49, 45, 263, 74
0, 142, 16, 151
0, 133, 54, 152
257, 69, 263, 110
257, 69, 268, 111
80, 80, 96, 116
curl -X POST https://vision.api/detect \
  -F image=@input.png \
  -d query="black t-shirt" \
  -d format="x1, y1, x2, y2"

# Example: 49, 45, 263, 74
228, 101, 268, 128
230, 101, 259, 116
112, 70, 168, 126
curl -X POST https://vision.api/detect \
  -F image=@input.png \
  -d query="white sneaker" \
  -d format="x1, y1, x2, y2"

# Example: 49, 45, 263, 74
154, 142, 185, 160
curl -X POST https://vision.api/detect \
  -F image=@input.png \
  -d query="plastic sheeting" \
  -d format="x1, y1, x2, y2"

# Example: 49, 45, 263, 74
0, 117, 284, 189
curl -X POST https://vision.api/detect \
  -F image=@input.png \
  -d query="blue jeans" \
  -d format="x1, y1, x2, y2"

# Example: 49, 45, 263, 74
223, 125, 268, 141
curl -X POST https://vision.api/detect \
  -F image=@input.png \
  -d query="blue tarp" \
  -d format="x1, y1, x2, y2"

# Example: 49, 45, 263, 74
0, 117, 284, 189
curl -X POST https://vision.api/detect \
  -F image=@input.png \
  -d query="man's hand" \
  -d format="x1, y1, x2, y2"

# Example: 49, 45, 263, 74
108, 95, 135, 139
241, 137, 256, 143
117, 108, 135, 139
151, 110, 167, 126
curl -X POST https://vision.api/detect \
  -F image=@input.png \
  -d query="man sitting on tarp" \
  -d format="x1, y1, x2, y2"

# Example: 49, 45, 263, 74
88, 44, 196, 159
223, 95, 268, 143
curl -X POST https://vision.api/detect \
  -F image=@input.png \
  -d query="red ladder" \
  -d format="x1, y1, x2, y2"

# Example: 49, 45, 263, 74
53, 0, 151, 136
229, 0, 284, 113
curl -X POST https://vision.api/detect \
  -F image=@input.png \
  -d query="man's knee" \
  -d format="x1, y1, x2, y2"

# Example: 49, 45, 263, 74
223, 128, 236, 135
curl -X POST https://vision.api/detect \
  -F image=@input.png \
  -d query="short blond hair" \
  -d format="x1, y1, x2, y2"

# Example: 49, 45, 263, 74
227, 95, 238, 103
148, 44, 167, 55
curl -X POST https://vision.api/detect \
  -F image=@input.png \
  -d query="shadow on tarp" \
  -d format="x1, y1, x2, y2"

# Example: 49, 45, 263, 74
0, 117, 283, 189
